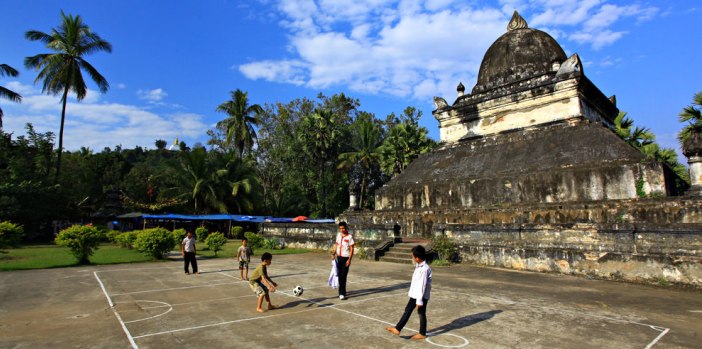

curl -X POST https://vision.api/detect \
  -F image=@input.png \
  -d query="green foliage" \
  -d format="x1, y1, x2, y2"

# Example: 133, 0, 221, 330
205, 232, 228, 256
133, 227, 175, 259
115, 231, 139, 248
0, 221, 24, 247
677, 91, 702, 144
230, 226, 244, 239
195, 226, 209, 241
431, 234, 458, 263
262, 237, 283, 250
244, 231, 264, 248
105, 230, 121, 243
54, 224, 102, 264
636, 176, 647, 198
171, 228, 186, 246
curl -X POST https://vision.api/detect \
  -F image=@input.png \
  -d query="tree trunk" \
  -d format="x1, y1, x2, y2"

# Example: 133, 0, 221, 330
55, 86, 70, 183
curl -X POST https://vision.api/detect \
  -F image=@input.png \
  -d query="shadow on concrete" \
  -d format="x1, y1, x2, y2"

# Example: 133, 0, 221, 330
427, 310, 503, 337
278, 282, 412, 309
347, 282, 411, 298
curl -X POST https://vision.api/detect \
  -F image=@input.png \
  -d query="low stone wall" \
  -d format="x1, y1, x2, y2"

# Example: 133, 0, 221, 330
438, 222, 702, 287
260, 222, 395, 260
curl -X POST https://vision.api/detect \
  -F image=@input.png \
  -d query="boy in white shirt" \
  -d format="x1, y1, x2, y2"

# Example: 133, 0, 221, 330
385, 245, 432, 340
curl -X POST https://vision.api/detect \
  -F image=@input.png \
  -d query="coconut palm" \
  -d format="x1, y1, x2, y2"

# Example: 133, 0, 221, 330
379, 122, 435, 177
614, 111, 654, 149
24, 11, 112, 181
338, 113, 384, 209
215, 89, 263, 158
678, 92, 702, 156
0, 64, 22, 128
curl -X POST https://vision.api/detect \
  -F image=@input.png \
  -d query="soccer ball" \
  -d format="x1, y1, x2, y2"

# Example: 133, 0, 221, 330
293, 285, 304, 296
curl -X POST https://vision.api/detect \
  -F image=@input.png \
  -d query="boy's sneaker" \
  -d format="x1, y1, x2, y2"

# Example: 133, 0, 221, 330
339, 295, 346, 300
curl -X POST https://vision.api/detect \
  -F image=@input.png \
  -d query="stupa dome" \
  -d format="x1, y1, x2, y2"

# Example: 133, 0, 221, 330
472, 11, 567, 93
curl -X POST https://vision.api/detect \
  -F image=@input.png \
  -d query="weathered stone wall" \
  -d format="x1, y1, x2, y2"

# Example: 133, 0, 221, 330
439, 222, 702, 287
260, 223, 394, 260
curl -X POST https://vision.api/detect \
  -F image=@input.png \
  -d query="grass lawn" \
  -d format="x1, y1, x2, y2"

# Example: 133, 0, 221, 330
0, 239, 311, 271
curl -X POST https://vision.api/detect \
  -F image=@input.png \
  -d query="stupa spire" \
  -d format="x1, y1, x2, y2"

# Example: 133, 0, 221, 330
507, 10, 528, 31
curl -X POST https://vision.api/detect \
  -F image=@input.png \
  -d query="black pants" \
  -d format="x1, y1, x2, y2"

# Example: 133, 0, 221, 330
184, 252, 198, 273
335, 256, 350, 297
395, 297, 428, 335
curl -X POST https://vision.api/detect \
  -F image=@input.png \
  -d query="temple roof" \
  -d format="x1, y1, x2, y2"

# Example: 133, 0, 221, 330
472, 11, 567, 94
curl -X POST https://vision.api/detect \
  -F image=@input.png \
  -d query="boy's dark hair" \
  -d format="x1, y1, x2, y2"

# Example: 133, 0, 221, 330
339, 221, 347, 228
261, 252, 273, 261
412, 245, 426, 260
242, 237, 247, 242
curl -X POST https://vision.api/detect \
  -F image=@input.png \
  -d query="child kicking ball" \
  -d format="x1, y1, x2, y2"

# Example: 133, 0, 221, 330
249, 252, 278, 313
385, 245, 432, 340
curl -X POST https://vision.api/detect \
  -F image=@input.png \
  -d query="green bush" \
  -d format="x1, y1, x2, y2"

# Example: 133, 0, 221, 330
431, 234, 458, 263
54, 224, 102, 264
230, 226, 244, 239
195, 226, 209, 241
171, 228, 187, 246
105, 230, 121, 243
133, 227, 175, 259
205, 232, 228, 256
0, 221, 25, 248
115, 231, 139, 248
262, 237, 284, 250
244, 231, 264, 248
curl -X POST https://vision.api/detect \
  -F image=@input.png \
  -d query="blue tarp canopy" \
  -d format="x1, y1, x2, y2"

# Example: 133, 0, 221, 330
119, 213, 335, 224
141, 213, 269, 223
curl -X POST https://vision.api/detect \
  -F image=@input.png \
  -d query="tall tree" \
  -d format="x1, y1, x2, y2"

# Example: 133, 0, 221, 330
380, 121, 436, 177
614, 112, 654, 149
215, 89, 263, 158
338, 112, 384, 209
299, 108, 345, 217
25, 11, 112, 181
0, 64, 22, 128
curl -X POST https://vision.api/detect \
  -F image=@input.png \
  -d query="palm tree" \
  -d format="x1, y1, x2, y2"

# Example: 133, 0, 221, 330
25, 11, 112, 181
299, 108, 344, 217
0, 64, 22, 128
678, 92, 702, 156
338, 114, 383, 209
614, 112, 655, 149
215, 89, 263, 158
379, 122, 435, 177
167, 147, 220, 213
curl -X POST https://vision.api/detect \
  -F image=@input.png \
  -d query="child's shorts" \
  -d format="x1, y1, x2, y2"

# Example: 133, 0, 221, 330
239, 260, 249, 269
249, 281, 268, 297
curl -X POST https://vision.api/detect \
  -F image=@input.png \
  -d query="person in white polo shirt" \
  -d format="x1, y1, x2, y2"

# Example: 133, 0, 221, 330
331, 221, 354, 300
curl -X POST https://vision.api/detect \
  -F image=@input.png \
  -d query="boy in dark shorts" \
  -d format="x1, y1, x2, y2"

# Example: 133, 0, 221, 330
237, 238, 252, 280
385, 245, 432, 340
249, 252, 278, 313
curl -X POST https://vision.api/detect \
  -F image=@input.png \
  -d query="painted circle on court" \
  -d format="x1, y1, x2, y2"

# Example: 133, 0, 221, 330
116, 300, 173, 323
425, 333, 470, 348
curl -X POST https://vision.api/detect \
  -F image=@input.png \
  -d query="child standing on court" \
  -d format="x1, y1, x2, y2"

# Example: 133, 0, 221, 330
237, 237, 252, 280
249, 252, 278, 313
385, 245, 432, 340
181, 230, 199, 275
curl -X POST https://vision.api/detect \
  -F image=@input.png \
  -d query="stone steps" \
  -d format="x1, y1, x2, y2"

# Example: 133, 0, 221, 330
378, 241, 429, 264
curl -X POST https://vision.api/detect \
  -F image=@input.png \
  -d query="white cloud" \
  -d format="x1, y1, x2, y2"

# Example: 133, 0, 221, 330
137, 88, 168, 102
238, 0, 660, 102
1, 84, 207, 151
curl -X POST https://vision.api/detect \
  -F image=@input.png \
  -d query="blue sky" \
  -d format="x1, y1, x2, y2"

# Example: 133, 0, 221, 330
1, 0, 700, 158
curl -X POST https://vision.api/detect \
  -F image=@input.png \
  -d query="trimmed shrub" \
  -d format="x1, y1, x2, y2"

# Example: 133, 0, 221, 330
0, 221, 25, 248
105, 230, 121, 243
134, 227, 176, 259
230, 226, 244, 239
115, 231, 139, 248
205, 232, 228, 256
244, 231, 264, 248
262, 237, 282, 250
55, 224, 102, 264
195, 226, 209, 241
171, 228, 187, 246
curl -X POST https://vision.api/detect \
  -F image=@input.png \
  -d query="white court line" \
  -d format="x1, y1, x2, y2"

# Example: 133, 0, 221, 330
94, 272, 139, 349
140, 294, 254, 309
110, 281, 237, 296
119, 301, 173, 324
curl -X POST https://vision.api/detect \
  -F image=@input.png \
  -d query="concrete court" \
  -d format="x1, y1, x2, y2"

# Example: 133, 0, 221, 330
0, 251, 700, 349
